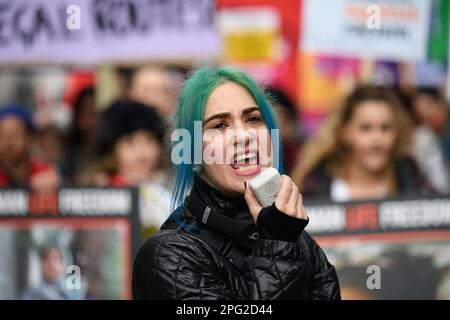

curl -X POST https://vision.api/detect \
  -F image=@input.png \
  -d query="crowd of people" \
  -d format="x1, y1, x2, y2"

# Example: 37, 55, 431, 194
1, 65, 450, 234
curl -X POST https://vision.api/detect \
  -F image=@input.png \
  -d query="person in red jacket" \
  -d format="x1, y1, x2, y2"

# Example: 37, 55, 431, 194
0, 104, 60, 191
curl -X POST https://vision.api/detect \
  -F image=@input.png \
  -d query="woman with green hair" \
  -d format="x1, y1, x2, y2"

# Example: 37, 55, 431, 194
132, 66, 340, 300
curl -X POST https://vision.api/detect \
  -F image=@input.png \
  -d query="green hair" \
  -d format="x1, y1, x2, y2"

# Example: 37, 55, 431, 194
170, 66, 285, 215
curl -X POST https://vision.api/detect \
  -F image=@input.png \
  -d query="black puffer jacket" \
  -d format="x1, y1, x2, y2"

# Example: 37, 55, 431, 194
133, 176, 341, 300
302, 157, 436, 201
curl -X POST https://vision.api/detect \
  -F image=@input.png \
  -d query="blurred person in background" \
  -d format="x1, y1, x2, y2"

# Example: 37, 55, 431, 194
88, 100, 171, 234
32, 98, 71, 180
127, 66, 178, 118
265, 86, 303, 174
126, 65, 181, 177
403, 88, 450, 194
0, 104, 60, 191
413, 87, 450, 138
63, 86, 98, 185
22, 246, 69, 300
409, 87, 450, 194
34, 126, 65, 175
292, 86, 434, 202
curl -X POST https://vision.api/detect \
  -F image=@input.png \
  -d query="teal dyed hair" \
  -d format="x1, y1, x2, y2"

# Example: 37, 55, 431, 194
170, 66, 285, 213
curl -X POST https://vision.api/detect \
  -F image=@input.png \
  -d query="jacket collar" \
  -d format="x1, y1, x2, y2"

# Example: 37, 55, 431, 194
190, 175, 248, 218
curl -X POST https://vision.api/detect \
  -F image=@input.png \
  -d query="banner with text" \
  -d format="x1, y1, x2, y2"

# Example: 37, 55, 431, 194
0, 0, 219, 64
306, 196, 450, 299
301, 0, 431, 61
0, 188, 139, 299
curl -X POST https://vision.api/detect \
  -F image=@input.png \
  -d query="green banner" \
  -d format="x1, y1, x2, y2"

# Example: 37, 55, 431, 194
428, 0, 449, 61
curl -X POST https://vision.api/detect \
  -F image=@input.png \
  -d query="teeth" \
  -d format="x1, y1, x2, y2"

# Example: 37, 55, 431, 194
235, 152, 257, 162
236, 164, 258, 172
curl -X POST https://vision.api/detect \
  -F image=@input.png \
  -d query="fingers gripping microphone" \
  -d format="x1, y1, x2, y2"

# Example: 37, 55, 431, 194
248, 167, 282, 207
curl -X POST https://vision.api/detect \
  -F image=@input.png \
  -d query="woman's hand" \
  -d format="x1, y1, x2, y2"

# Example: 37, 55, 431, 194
244, 175, 308, 223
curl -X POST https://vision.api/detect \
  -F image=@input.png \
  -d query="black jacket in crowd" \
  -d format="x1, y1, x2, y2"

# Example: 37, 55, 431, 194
132, 176, 341, 300
302, 157, 436, 201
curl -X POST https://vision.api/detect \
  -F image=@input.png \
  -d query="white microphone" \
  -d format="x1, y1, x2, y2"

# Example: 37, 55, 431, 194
248, 167, 283, 207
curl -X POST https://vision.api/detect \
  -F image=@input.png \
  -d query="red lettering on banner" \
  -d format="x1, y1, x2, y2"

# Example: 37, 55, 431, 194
28, 191, 58, 215
345, 204, 378, 231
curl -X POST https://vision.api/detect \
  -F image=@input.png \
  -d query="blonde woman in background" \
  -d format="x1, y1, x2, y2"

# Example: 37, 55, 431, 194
292, 86, 435, 202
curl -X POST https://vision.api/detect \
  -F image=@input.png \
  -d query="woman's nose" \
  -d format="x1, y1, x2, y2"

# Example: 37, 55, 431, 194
230, 124, 257, 145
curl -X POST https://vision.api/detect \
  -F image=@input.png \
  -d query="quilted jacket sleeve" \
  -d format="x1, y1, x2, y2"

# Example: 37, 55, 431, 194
133, 229, 338, 300
303, 232, 341, 300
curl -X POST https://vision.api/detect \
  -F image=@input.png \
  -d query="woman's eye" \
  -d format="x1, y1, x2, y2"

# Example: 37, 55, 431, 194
381, 123, 393, 132
212, 122, 227, 130
359, 123, 371, 132
247, 115, 262, 123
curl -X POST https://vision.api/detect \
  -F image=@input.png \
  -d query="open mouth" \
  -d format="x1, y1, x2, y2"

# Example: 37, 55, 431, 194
230, 151, 261, 176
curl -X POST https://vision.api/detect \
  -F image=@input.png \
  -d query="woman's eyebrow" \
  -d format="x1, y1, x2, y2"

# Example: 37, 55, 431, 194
203, 106, 260, 126
204, 112, 231, 126
241, 106, 260, 116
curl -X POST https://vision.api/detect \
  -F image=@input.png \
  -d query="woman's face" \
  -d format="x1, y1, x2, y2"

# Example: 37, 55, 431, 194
115, 130, 160, 184
77, 94, 97, 138
413, 93, 447, 132
342, 101, 397, 174
201, 82, 273, 195
0, 117, 29, 164
41, 248, 64, 283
